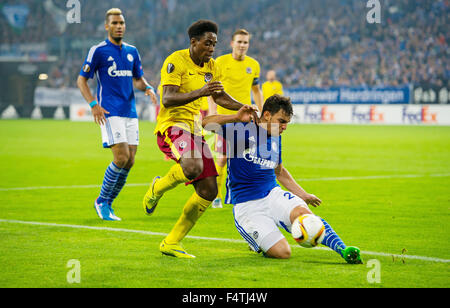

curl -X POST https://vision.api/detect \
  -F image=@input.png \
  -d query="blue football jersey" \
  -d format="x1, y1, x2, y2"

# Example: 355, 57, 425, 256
221, 122, 282, 205
79, 39, 144, 118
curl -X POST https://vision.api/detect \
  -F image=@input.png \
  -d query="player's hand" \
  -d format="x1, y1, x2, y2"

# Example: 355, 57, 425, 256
145, 88, 158, 105
302, 193, 322, 207
236, 105, 260, 124
92, 105, 110, 126
200, 81, 224, 97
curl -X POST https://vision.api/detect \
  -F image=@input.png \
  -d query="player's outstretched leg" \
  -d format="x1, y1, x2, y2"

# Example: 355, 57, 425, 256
160, 177, 216, 258
159, 191, 212, 258
143, 163, 189, 216
319, 218, 363, 264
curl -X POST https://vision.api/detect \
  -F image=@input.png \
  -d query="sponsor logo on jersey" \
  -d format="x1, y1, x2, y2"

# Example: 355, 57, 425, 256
243, 146, 277, 169
107, 61, 132, 77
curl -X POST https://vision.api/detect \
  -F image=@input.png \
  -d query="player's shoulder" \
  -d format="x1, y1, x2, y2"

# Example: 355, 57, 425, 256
122, 42, 139, 53
215, 53, 232, 63
244, 55, 260, 67
165, 49, 188, 61
86, 40, 108, 61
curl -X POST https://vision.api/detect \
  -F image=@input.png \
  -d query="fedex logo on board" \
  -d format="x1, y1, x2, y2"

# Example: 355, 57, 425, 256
304, 106, 335, 123
402, 106, 437, 124
352, 106, 384, 123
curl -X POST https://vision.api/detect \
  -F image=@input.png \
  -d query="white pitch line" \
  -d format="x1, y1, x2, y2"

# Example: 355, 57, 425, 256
0, 219, 448, 264
1, 173, 449, 192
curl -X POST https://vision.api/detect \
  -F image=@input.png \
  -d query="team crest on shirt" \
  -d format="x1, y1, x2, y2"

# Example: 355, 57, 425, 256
82, 64, 90, 73
246, 67, 252, 74
253, 231, 259, 239
204, 73, 213, 82
178, 141, 187, 150
127, 54, 134, 62
167, 63, 175, 74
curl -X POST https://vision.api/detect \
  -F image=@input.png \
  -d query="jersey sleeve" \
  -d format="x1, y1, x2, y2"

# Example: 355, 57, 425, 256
79, 45, 100, 79
252, 61, 261, 86
133, 49, 144, 79
160, 54, 183, 87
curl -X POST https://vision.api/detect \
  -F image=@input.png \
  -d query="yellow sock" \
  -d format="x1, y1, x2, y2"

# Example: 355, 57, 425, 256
154, 163, 189, 197
215, 163, 227, 200
165, 192, 212, 244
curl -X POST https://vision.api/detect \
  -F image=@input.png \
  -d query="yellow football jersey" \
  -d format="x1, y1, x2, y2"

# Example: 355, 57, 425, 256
262, 81, 284, 101
215, 54, 260, 115
155, 49, 221, 136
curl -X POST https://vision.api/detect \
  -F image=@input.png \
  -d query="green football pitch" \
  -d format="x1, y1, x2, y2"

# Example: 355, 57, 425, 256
0, 120, 449, 288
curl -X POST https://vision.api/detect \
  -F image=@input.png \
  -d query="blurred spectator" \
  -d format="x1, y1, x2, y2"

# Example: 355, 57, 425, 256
0, 0, 448, 89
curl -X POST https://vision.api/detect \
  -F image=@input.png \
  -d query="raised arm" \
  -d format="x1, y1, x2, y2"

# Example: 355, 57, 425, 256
202, 105, 259, 132
275, 163, 322, 207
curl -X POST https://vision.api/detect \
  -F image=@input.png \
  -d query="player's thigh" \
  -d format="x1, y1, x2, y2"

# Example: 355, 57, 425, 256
268, 187, 311, 229
100, 116, 128, 148
233, 201, 285, 253
125, 118, 140, 146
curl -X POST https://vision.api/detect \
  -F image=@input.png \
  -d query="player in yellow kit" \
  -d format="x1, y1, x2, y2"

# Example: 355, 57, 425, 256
209, 29, 264, 208
143, 20, 255, 258
262, 70, 284, 101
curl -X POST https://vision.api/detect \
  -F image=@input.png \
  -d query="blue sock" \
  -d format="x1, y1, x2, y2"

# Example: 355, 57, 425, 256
108, 168, 129, 205
320, 218, 347, 256
97, 162, 121, 204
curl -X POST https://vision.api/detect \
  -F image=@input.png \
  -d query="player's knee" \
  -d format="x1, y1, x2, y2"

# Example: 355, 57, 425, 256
181, 159, 203, 180
266, 241, 292, 259
196, 184, 218, 202
125, 156, 135, 169
269, 247, 291, 259
114, 153, 130, 168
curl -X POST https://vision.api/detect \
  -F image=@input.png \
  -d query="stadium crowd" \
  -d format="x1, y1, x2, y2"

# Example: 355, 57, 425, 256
1, 0, 448, 89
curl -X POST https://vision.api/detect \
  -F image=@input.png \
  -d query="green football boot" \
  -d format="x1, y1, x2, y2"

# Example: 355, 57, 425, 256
341, 246, 363, 264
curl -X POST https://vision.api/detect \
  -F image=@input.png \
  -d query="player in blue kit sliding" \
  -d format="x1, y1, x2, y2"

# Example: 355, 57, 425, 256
77, 8, 157, 221
202, 95, 362, 263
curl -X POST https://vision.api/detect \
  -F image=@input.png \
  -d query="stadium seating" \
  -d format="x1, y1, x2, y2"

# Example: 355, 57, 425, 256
0, 0, 448, 91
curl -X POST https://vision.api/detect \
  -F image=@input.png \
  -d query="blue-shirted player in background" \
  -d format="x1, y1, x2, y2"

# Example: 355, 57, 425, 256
202, 95, 362, 263
77, 8, 157, 221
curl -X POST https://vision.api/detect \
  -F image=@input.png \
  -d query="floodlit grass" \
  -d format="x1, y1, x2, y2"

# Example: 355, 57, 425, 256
0, 120, 449, 288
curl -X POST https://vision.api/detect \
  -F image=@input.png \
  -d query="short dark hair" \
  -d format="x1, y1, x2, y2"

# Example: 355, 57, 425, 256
262, 95, 294, 117
188, 20, 219, 40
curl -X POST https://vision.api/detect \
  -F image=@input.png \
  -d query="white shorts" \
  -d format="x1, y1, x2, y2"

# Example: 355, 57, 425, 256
101, 117, 139, 148
233, 186, 309, 253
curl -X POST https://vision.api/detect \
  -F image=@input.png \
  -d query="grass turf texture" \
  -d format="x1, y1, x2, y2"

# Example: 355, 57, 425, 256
0, 120, 449, 288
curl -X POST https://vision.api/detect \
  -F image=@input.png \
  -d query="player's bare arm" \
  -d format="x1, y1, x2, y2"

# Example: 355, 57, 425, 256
161, 82, 225, 108
210, 90, 245, 111
133, 76, 157, 104
76, 75, 109, 125
275, 163, 322, 207
202, 105, 258, 131
252, 84, 264, 112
